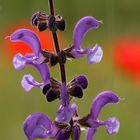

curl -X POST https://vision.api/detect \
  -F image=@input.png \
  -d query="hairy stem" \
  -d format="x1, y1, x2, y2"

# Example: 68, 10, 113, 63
48, 0, 66, 84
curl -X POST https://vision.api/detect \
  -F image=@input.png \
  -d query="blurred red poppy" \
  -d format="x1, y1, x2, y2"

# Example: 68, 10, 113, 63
3, 20, 61, 59
113, 36, 140, 81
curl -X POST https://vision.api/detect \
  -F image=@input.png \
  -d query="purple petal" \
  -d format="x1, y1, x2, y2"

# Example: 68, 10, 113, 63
32, 53, 46, 64
71, 44, 103, 64
70, 47, 89, 58
23, 113, 55, 140
21, 74, 44, 92
10, 28, 41, 56
56, 91, 75, 122
86, 128, 96, 140
105, 117, 120, 134
71, 103, 78, 115
13, 53, 26, 70
73, 16, 102, 50
89, 91, 120, 121
56, 130, 70, 140
20, 63, 50, 92
55, 105, 73, 123
27, 63, 50, 83
87, 44, 103, 64
72, 125, 81, 140
60, 83, 69, 107
13, 53, 46, 70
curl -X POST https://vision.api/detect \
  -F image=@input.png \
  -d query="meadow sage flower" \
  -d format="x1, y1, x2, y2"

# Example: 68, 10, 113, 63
23, 89, 120, 140
70, 16, 103, 64
9, 0, 123, 139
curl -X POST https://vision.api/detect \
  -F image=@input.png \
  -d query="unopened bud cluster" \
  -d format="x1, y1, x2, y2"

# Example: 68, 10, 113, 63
32, 11, 66, 32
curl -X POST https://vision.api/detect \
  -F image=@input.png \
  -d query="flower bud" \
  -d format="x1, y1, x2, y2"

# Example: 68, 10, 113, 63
42, 84, 51, 95
48, 15, 57, 31
69, 85, 83, 98
31, 11, 48, 32
37, 21, 48, 31
46, 89, 59, 102
55, 15, 66, 31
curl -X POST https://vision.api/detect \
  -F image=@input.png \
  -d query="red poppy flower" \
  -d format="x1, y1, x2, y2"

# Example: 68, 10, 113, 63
113, 36, 140, 81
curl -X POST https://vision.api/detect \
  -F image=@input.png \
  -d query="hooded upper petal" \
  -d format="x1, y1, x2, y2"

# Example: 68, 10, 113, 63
23, 113, 56, 140
73, 16, 102, 50
88, 91, 120, 123
10, 28, 41, 57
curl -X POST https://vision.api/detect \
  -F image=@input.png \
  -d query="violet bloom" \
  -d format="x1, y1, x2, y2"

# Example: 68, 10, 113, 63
21, 62, 50, 92
9, 29, 52, 94
10, 29, 46, 69
69, 16, 103, 64
24, 84, 121, 140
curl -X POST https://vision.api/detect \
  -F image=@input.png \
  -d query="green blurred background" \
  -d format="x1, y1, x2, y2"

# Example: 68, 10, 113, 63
0, 0, 140, 140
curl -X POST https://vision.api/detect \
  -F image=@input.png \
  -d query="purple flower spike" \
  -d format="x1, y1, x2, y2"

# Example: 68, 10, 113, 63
8, 1, 122, 140
23, 113, 56, 140
105, 117, 120, 134
89, 91, 119, 121
10, 28, 41, 57
73, 16, 102, 50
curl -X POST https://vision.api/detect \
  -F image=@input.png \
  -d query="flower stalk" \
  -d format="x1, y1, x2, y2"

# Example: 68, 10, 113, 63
48, 0, 67, 84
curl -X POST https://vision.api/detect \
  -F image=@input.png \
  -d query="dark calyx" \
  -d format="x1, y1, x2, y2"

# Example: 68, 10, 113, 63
31, 11, 66, 32
42, 78, 61, 102
67, 75, 88, 98
42, 50, 67, 66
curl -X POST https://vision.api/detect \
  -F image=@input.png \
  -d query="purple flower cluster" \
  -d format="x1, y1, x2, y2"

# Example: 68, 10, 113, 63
9, 1, 122, 140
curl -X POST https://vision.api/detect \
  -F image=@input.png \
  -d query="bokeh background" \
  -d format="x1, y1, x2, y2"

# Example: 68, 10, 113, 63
0, 0, 140, 140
